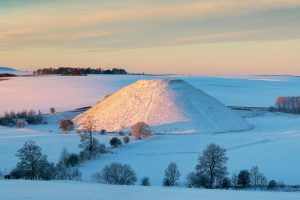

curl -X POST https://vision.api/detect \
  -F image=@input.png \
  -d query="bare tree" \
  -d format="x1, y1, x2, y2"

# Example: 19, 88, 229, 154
196, 143, 228, 189
163, 162, 180, 186
79, 116, 105, 160
250, 166, 267, 190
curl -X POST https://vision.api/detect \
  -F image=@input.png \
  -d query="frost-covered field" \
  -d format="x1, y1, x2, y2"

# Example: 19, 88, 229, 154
1, 180, 299, 200
1, 75, 300, 199
1, 75, 300, 114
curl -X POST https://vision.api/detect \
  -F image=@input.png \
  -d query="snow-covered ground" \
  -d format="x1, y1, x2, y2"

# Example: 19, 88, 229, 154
1, 75, 300, 198
0, 180, 299, 200
1, 111, 300, 185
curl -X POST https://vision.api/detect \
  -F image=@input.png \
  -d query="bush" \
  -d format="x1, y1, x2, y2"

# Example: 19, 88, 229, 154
79, 133, 106, 160
268, 180, 277, 190
100, 129, 106, 135
59, 119, 74, 133
163, 162, 180, 187
186, 172, 210, 188
141, 177, 150, 186
218, 177, 231, 189
118, 131, 125, 136
238, 170, 251, 188
16, 119, 26, 128
97, 163, 137, 185
26, 110, 43, 124
131, 122, 152, 139
110, 137, 122, 148
57, 167, 82, 181
122, 136, 130, 144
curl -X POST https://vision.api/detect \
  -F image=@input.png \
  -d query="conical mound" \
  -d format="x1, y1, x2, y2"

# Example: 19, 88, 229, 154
73, 79, 252, 134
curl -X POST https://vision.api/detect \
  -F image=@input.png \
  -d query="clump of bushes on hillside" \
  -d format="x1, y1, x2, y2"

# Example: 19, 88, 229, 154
0, 109, 43, 127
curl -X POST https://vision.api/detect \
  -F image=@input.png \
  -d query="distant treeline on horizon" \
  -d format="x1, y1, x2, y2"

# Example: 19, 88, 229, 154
34, 67, 129, 76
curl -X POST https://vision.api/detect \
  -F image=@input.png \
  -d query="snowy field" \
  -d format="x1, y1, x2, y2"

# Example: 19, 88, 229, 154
1, 75, 300, 114
1, 75, 300, 199
0, 180, 299, 200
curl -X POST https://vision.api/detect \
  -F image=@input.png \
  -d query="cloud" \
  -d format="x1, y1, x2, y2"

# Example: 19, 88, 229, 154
0, 0, 300, 51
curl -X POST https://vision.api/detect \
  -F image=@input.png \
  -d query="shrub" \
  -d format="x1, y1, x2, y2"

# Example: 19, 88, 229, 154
118, 131, 125, 136
56, 167, 82, 181
163, 162, 180, 187
98, 163, 137, 185
50, 107, 56, 114
122, 136, 130, 144
58, 148, 80, 168
79, 133, 106, 160
218, 177, 231, 189
238, 170, 251, 188
141, 177, 150, 186
268, 180, 277, 190
100, 129, 106, 135
110, 137, 122, 148
59, 119, 74, 133
186, 172, 210, 188
131, 122, 152, 139
26, 110, 43, 124
16, 119, 26, 128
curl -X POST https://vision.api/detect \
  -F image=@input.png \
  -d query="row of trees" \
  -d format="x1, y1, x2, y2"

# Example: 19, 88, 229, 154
34, 67, 127, 76
0, 110, 43, 127
274, 96, 300, 113
4, 141, 294, 192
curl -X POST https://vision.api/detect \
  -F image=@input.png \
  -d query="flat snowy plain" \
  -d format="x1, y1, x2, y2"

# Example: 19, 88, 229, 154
0, 75, 300, 199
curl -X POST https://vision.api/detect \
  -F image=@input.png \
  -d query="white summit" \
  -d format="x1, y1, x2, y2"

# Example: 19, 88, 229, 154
74, 79, 252, 134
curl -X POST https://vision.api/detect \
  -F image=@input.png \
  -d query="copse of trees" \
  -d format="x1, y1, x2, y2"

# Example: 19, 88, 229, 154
34, 67, 127, 76
274, 96, 300, 113
10, 141, 56, 180
0, 109, 43, 127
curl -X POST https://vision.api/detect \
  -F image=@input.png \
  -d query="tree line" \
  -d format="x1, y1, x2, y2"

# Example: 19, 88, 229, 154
0, 110, 43, 127
272, 96, 300, 114
34, 67, 127, 76
2, 141, 298, 192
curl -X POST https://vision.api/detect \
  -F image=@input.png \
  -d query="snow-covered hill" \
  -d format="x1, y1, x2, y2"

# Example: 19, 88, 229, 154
74, 79, 252, 134
0, 66, 31, 75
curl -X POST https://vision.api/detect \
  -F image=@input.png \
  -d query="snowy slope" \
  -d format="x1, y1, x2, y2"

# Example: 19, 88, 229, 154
0, 180, 299, 200
74, 79, 252, 134
0, 66, 31, 75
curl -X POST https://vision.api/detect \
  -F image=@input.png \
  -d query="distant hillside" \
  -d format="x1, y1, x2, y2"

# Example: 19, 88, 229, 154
0, 67, 31, 75
0, 67, 17, 72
